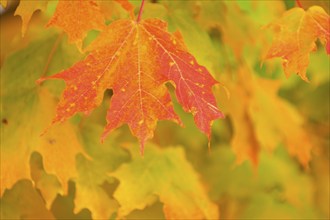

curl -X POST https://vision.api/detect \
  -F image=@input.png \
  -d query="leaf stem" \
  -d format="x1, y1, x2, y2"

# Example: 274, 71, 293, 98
136, 0, 146, 23
296, 0, 303, 8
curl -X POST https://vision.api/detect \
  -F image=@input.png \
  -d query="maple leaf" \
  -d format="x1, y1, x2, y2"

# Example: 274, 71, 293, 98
14, 0, 48, 36
249, 78, 312, 166
265, 6, 330, 81
39, 18, 223, 153
47, 0, 106, 49
228, 94, 260, 166
0, 85, 83, 201
218, 66, 312, 166
111, 144, 219, 219
0, 33, 84, 198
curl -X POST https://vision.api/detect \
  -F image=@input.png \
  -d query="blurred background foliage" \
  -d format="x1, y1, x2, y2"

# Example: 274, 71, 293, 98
0, 0, 329, 219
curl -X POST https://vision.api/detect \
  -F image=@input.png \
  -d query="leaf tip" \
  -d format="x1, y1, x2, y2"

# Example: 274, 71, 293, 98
299, 72, 310, 82
100, 132, 107, 144
139, 140, 146, 156
207, 139, 211, 154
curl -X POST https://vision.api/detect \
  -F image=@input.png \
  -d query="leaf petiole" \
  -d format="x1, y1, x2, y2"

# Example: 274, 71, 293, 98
137, 0, 146, 23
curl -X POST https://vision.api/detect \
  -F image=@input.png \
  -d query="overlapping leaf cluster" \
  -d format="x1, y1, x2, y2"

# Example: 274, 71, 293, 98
1, 0, 329, 219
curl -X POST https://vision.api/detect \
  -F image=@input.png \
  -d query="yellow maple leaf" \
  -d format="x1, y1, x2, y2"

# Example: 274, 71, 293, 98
111, 144, 219, 219
0, 88, 84, 202
0, 32, 85, 203
14, 0, 48, 36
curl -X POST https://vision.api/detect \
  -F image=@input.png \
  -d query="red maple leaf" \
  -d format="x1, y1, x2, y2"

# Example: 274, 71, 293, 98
38, 18, 224, 153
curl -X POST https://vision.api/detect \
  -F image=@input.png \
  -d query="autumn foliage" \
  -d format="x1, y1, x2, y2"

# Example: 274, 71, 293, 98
0, 0, 329, 219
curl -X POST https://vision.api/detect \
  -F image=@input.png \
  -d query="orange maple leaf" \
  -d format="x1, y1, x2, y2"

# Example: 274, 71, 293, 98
47, 0, 106, 49
265, 6, 330, 81
218, 66, 312, 167
38, 18, 224, 153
